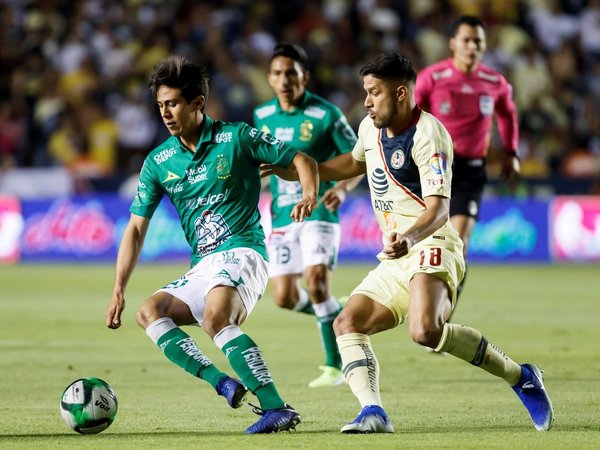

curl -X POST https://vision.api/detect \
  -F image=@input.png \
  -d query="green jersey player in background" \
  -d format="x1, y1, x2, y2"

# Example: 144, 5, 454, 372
253, 43, 362, 388
104, 55, 319, 434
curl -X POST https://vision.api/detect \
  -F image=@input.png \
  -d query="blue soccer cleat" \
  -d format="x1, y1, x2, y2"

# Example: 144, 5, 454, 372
215, 376, 248, 409
245, 403, 301, 434
512, 363, 554, 431
340, 405, 394, 433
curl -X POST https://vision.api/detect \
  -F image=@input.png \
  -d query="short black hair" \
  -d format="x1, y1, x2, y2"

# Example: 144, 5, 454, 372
359, 52, 416, 85
271, 43, 308, 70
149, 55, 209, 109
449, 15, 487, 37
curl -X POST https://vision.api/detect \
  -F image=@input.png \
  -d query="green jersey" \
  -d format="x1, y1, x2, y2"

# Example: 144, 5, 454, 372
130, 115, 298, 266
253, 91, 357, 228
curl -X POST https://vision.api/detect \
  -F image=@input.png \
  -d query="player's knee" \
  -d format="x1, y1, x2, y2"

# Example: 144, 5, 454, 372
408, 321, 444, 348
333, 310, 362, 336
272, 291, 296, 309
136, 300, 156, 329
201, 309, 228, 338
305, 271, 328, 303
270, 283, 298, 309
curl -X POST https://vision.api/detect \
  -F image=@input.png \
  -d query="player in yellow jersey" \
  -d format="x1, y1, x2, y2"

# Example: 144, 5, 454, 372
262, 52, 553, 433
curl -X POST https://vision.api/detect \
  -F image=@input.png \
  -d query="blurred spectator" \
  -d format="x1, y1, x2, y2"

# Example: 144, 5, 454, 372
113, 81, 158, 169
47, 110, 85, 168
0, 0, 598, 196
0, 100, 25, 169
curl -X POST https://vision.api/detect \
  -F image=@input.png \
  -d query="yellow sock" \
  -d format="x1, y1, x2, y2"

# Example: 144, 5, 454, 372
337, 333, 382, 408
435, 323, 521, 385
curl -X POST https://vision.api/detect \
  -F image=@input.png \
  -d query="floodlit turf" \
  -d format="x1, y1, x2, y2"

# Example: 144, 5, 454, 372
1, 263, 599, 449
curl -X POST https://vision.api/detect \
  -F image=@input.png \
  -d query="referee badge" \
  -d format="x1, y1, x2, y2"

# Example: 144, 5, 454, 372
479, 95, 494, 116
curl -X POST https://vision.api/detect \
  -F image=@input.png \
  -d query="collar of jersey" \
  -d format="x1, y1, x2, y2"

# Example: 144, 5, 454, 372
276, 90, 313, 114
175, 114, 214, 153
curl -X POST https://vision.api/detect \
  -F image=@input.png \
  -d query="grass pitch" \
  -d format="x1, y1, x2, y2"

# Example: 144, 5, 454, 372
0, 263, 599, 449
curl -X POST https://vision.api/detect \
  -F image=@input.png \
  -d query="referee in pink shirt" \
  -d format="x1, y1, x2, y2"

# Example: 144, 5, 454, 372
415, 15, 520, 298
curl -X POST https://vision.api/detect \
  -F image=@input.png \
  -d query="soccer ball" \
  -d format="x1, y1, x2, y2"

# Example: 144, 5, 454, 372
60, 377, 118, 434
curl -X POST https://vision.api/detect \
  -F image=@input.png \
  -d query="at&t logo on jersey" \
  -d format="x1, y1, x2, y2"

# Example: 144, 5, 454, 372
370, 168, 389, 197
429, 152, 448, 175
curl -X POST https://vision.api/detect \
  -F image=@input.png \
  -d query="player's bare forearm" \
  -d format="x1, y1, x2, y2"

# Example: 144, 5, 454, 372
106, 214, 149, 329
382, 197, 449, 259
501, 153, 521, 180
336, 173, 364, 192
321, 174, 364, 211
403, 195, 449, 245
289, 152, 318, 222
319, 153, 366, 181
292, 152, 319, 204
260, 163, 299, 181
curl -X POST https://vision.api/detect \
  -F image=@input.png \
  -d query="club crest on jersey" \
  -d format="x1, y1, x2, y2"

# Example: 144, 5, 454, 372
479, 95, 494, 116
429, 152, 448, 175
299, 120, 314, 142
370, 168, 389, 197
216, 154, 231, 180
390, 149, 405, 169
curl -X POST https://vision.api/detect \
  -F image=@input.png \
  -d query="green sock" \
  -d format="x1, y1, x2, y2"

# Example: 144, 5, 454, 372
317, 309, 342, 369
221, 334, 285, 410
157, 327, 227, 388
292, 288, 314, 315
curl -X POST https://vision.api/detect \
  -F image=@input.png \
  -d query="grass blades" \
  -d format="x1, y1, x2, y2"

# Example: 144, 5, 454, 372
0, 263, 599, 449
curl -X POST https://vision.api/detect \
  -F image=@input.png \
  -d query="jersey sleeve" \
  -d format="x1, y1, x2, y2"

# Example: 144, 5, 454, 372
351, 116, 371, 162
412, 116, 453, 199
238, 122, 298, 168
494, 77, 519, 153
129, 159, 164, 218
330, 108, 358, 155
414, 68, 433, 111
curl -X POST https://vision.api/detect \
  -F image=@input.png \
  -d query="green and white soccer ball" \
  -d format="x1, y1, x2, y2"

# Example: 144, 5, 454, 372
60, 377, 118, 434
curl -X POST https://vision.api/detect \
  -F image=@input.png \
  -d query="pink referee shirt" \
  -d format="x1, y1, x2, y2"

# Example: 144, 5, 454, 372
415, 58, 518, 159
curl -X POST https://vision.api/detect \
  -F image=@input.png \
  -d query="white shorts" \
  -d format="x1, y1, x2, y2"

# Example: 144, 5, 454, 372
267, 220, 341, 277
157, 248, 268, 325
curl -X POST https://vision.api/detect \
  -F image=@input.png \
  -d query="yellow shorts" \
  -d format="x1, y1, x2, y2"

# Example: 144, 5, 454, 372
352, 235, 465, 325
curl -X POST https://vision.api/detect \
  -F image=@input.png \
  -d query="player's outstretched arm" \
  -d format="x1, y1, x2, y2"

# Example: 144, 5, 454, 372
289, 152, 319, 222
106, 214, 150, 329
319, 152, 366, 182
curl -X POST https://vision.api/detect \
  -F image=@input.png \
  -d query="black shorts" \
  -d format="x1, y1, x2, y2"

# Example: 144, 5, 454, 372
450, 158, 487, 220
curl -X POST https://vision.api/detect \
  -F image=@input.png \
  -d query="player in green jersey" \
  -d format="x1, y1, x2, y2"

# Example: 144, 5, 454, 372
104, 55, 319, 434
254, 43, 362, 388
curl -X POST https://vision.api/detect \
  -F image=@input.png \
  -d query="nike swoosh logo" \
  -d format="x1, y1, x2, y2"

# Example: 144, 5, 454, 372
522, 381, 535, 389
365, 148, 374, 152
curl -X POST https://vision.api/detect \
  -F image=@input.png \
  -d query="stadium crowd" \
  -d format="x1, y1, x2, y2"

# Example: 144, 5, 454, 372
1, 0, 599, 195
